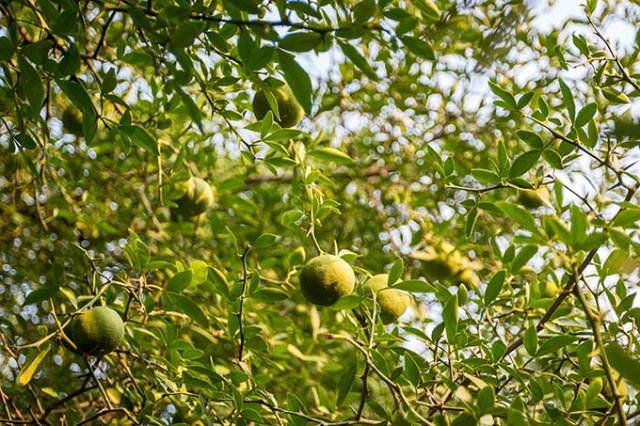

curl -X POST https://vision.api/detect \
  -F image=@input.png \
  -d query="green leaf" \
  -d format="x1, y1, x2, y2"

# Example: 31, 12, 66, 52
279, 32, 323, 52
119, 125, 158, 155
18, 345, 50, 386
392, 280, 434, 293
252, 288, 289, 302
471, 168, 500, 185
443, 294, 458, 343
409, 0, 441, 18
509, 150, 541, 178
484, 270, 506, 305
308, 147, 354, 165
523, 326, 538, 356
559, 79, 576, 121
254, 233, 280, 248
511, 245, 538, 273
488, 81, 517, 110
612, 209, 640, 228
336, 363, 357, 406
495, 201, 540, 235
171, 21, 204, 49
166, 292, 208, 327
477, 386, 495, 413
605, 342, 640, 388
338, 42, 378, 81
575, 103, 597, 128
24, 286, 59, 306
18, 59, 44, 117
388, 258, 404, 285
400, 36, 435, 60
277, 50, 313, 114
537, 335, 577, 356
168, 270, 194, 292
517, 131, 543, 149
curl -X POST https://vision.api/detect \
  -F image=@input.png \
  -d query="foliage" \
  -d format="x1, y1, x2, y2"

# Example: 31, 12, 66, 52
1, 0, 640, 425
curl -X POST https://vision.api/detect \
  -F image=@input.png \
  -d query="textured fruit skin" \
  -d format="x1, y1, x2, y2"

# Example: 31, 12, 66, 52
377, 288, 410, 324
456, 269, 479, 290
517, 187, 550, 209
252, 86, 304, 128
299, 255, 355, 306
542, 280, 560, 298
66, 306, 124, 356
171, 177, 214, 219
364, 274, 389, 293
364, 274, 410, 324
62, 107, 83, 137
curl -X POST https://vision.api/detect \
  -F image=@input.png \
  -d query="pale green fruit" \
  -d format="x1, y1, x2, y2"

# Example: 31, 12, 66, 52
517, 187, 550, 209
252, 85, 304, 128
62, 107, 83, 137
171, 177, 214, 220
377, 288, 410, 324
299, 255, 355, 306
66, 306, 125, 356
541, 280, 560, 298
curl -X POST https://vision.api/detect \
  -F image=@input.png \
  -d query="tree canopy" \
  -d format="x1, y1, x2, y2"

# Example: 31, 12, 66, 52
2, 0, 640, 425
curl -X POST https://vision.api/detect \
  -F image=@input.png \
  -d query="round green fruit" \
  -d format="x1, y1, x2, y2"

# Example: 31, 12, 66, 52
542, 280, 560, 298
252, 85, 304, 128
456, 269, 479, 290
364, 274, 410, 324
377, 288, 410, 324
62, 107, 83, 137
364, 273, 389, 293
66, 306, 125, 356
422, 256, 459, 280
299, 255, 356, 306
517, 187, 550, 209
171, 177, 214, 220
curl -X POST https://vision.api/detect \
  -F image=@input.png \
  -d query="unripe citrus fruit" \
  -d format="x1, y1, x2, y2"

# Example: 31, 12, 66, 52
377, 288, 410, 324
252, 85, 304, 128
517, 187, 550, 209
62, 107, 83, 137
66, 306, 125, 356
542, 280, 560, 298
456, 269, 479, 290
364, 273, 389, 293
364, 274, 410, 324
171, 177, 214, 219
299, 255, 355, 306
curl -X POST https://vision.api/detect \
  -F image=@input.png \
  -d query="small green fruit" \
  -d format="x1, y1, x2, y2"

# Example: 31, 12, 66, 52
542, 280, 560, 298
456, 269, 479, 290
377, 288, 410, 324
517, 187, 550, 209
364, 273, 389, 293
299, 255, 355, 306
171, 177, 214, 220
364, 274, 410, 324
62, 107, 83, 137
66, 306, 125, 356
252, 85, 304, 128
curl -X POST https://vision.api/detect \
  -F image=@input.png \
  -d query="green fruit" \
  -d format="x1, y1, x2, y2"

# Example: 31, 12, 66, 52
364, 273, 389, 293
377, 288, 410, 324
364, 274, 410, 324
171, 177, 214, 219
66, 306, 125, 356
252, 85, 304, 128
542, 280, 559, 298
423, 256, 459, 280
517, 187, 550, 209
299, 255, 355, 306
62, 107, 83, 137
456, 269, 479, 290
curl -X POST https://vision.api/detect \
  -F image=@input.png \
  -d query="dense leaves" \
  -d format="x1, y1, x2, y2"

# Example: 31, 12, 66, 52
2, 0, 640, 425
